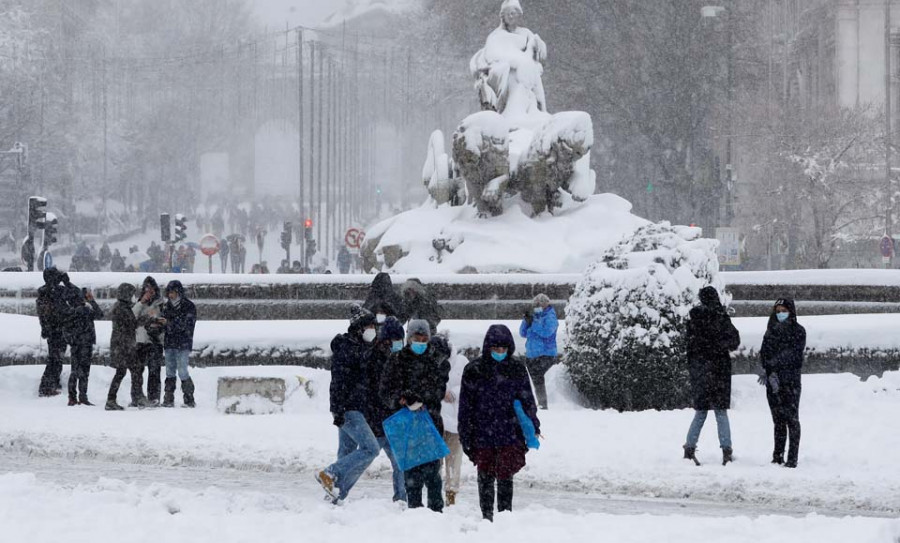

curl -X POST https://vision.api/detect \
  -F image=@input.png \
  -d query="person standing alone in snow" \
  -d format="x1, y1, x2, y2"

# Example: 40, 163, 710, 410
459, 325, 540, 521
518, 293, 558, 410
317, 306, 381, 504
161, 281, 197, 408
760, 298, 806, 468
683, 286, 741, 466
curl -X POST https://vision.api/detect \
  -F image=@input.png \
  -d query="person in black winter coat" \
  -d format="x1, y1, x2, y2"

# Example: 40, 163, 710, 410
63, 279, 104, 406
36, 268, 70, 397
105, 283, 146, 410
458, 324, 540, 522
367, 316, 408, 503
161, 280, 197, 408
317, 305, 380, 504
400, 279, 442, 335
683, 287, 741, 466
759, 298, 806, 468
363, 273, 406, 323
380, 319, 451, 512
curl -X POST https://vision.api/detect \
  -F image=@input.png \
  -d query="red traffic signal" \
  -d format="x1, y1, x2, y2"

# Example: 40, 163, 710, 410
304, 218, 313, 229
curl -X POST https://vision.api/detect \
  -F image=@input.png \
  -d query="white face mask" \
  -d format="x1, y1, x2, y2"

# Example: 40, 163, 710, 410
376, 313, 387, 324
362, 328, 377, 343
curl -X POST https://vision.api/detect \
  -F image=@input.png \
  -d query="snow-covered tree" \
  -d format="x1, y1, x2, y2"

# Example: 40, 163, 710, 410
564, 222, 724, 411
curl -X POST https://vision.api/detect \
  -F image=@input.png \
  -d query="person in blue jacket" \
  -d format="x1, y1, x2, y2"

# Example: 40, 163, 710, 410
459, 325, 541, 522
518, 293, 558, 410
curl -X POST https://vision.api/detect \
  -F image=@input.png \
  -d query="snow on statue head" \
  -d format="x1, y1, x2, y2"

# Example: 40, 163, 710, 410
422, 0, 597, 216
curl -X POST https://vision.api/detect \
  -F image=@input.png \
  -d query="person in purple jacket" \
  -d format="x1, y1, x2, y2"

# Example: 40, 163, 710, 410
458, 325, 541, 522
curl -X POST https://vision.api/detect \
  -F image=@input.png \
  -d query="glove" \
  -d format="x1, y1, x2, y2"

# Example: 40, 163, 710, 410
757, 375, 766, 386
524, 311, 533, 326
408, 402, 423, 412
332, 413, 345, 427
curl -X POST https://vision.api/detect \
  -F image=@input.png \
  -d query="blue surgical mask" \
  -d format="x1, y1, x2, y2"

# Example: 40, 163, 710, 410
411, 342, 428, 355
776, 312, 790, 323
491, 351, 508, 362
391, 340, 404, 353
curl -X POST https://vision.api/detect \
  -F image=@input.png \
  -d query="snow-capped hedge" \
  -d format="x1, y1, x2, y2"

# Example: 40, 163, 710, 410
565, 222, 724, 411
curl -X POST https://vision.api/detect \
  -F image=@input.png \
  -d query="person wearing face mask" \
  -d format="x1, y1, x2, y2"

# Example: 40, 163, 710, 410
161, 281, 197, 408
759, 298, 806, 468
518, 293, 558, 410
458, 325, 540, 522
363, 273, 406, 323
380, 319, 451, 512
366, 316, 408, 503
317, 305, 381, 504
105, 283, 147, 411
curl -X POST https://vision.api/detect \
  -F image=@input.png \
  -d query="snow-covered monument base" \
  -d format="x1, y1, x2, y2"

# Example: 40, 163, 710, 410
362, 0, 648, 273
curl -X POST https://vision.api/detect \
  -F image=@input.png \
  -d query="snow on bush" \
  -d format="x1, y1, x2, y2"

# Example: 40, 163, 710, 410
564, 222, 725, 411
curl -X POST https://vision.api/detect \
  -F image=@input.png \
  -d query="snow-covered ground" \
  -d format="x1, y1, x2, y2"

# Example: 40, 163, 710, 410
2, 314, 900, 362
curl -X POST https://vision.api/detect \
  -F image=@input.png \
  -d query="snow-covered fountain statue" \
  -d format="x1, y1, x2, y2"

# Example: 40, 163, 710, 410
425, 0, 596, 216
361, 0, 647, 273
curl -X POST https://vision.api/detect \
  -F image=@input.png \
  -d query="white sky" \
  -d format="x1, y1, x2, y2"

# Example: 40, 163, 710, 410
250, 0, 335, 30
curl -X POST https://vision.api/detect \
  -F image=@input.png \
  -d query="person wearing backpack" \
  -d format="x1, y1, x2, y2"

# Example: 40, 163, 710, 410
683, 287, 741, 466
458, 325, 541, 522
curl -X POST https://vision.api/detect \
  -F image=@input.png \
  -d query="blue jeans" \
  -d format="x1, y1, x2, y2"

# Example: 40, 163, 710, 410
164, 349, 191, 381
377, 436, 407, 502
330, 411, 380, 501
685, 409, 732, 449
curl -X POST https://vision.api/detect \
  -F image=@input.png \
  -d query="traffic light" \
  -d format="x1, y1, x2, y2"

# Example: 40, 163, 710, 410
160, 213, 171, 242
43, 213, 58, 247
304, 218, 313, 241
281, 221, 293, 250
174, 214, 187, 242
28, 196, 47, 233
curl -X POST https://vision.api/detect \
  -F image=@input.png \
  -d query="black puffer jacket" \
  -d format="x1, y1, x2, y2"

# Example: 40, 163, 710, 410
162, 281, 196, 351
36, 268, 70, 341
380, 340, 451, 435
363, 273, 405, 320
760, 298, 806, 387
686, 287, 741, 410
110, 283, 138, 370
329, 331, 372, 416
63, 282, 104, 346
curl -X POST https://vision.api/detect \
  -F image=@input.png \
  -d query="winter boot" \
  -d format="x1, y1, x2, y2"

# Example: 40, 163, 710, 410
683, 446, 701, 466
181, 378, 196, 408
105, 400, 124, 411
722, 447, 733, 466
315, 470, 337, 500
79, 398, 95, 406
445, 491, 456, 507
771, 453, 784, 465
129, 396, 151, 409
497, 479, 514, 513
477, 472, 496, 521
162, 378, 176, 408
67, 397, 78, 407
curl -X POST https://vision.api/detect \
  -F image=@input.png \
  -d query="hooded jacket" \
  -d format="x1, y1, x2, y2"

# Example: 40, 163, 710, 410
760, 298, 806, 386
329, 315, 375, 416
458, 325, 540, 452
36, 268, 70, 341
64, 284, 104, 346
363, 273, 406, 320
161, 280, 196, 350
686, 287, 741, 411
133, 276, 166, 345
110, 283, 138, 369
365, 317, 406, 437
400, 279, 442, 334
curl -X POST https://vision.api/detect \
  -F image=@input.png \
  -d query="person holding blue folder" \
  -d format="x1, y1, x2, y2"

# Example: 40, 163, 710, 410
459, 325, 541, 522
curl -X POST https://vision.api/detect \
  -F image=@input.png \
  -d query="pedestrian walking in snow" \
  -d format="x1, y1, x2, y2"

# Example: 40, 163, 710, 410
518, 294, 558, 410
63, 279, 104, 406
459, 325, 540, 521
106, 283, 147, 410
400, 279, 442, 336
317, 306, 380, 504
161, 281, 197, 408
380, 319, 451, 512
367, 316, 408, 503
441, 349, 466, 507
363, 273, 405, 324
337, 246, 352, 274
219, 238, 230, 273
37, 268, 69, 397
760, 298, 806, 468
134, 277, 166, 406
683, 287, 741, 466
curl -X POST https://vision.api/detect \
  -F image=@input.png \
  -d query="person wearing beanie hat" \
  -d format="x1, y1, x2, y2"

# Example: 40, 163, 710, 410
161, 280, 197, 408
365, 316, 408, 503
36, 267, 69, 397
518, 293, 558, 410
380, 319, 451, 512
317, 304, 380, 504
106, 283, 146, 411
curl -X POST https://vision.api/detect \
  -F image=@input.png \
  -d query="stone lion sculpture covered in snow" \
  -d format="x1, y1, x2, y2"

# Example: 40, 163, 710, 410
423, 0, 596, 216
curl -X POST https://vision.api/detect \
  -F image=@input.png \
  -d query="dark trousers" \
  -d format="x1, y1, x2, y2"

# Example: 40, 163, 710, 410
137, 343, 163, 402
477, 471, 513, 521
39, 337, 67, 395
767, 382, 802, 464
525, 356, 555, 409
405, 460, 443, 512
107, 366, 144, 404
67, 343, 93, 402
